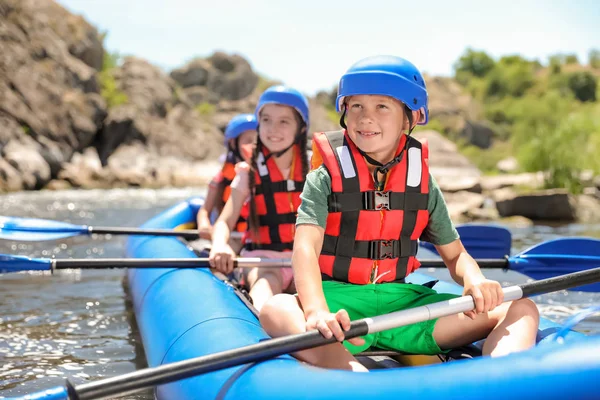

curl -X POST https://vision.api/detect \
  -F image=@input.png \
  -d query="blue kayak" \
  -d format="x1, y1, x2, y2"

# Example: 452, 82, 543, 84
126, 198, 599, 400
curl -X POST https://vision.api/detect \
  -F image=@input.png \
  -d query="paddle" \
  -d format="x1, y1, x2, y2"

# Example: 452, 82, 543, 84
0, 216, 511, 258
3, 237, 599, 291
18, 266, 600, 400
420, 223, 512, 259
0, 215, 243, 241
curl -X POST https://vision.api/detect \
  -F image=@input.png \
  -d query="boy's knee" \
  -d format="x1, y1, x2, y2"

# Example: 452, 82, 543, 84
259, 294, 293, 333
511, 298, 540, 320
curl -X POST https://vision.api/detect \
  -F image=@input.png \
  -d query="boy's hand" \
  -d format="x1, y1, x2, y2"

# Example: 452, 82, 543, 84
462, 275, 504, 320
209, 244, 236, 274
305, 309, 365, 346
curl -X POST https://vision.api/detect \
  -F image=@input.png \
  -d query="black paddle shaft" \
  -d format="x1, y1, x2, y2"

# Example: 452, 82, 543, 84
52, 258, 508, 270
420, 258, 509, 268
90, 227, 200, 239
70, 322, 370, 400
51, 267, 600, 400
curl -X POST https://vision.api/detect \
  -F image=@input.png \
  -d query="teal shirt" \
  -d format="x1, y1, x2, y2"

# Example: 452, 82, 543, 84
296, 165, 459, 246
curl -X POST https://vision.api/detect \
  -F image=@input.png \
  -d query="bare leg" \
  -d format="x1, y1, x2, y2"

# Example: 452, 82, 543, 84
433, 298, 539, 357
260, 294, 368, 371
245, 268, 283, 312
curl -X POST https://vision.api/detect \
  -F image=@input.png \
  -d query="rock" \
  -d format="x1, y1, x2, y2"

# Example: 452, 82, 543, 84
115, 57, 176, 117
438, 176, 482, 194
96, 59, 225, 167
170, 59, 211, 88
580, 169, 595, 186
97, 105, 145, 164
426, 76, 496, 148
498, 215, 535, 228
38, 0, 104, 71
171, 52, 259, 101
460, 120, 495, 149
494, 188, 577, 221
465, 206, 500, 221
412, 130, 481, 180
443, 191, 485, 222
2, 138, 51, 189
583, 187, 599, 198
0, 0, 106, 191
206, 52, 258, 100
58, 147, 105, 188
575, 194, 600, 223
45, 179, 72, 191
308, 99, 339, 137
497, 157, 518, 173
0, 158, 24, 192
480, 172, 545, 191
183, 86, 219, 106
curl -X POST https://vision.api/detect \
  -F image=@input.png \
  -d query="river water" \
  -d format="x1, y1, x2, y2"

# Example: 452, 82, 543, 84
1, 188, 599, 398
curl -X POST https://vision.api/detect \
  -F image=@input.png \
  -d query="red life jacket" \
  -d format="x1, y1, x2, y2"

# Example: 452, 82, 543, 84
313, 130, 430, 284
216, 152, 247, 232
243, 144, 305, 252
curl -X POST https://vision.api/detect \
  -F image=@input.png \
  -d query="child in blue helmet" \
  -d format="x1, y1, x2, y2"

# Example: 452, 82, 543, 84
260, 56, 539, 370
209, 86, 310, 311
197, 114, 258, 241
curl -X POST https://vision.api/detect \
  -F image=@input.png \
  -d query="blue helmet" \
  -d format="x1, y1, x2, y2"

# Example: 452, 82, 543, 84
256, 85, 310, 128
224, 114, 258, 144
336, 55, 429, 125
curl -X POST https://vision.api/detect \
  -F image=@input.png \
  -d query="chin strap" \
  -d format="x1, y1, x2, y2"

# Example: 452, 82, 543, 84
357, 141, 410, 191
262, 124, 306, 161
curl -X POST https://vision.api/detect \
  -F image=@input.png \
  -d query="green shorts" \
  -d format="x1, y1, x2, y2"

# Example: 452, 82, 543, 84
323, 280, 459, 355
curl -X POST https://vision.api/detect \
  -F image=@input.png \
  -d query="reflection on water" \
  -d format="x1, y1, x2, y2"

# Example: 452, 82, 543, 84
0, 188, 201, 398
0, 188, 599, 398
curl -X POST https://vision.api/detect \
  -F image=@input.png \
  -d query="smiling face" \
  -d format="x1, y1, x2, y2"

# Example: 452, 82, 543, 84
257, 104, 300, 153
235, 129, 257, 162
344, 94, 409, 163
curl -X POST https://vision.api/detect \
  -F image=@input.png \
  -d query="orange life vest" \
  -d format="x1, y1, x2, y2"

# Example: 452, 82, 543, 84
313, 130, 430, 284
217, 152, 247, 232
243, 145, 305, 252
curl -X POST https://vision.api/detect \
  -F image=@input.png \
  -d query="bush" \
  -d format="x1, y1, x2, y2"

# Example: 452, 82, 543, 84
195, 102, 216, 116
515, 107, 599, 193
567, 71, 597, 102
590, 49, 600, 69
453, 49, 496, 85
99, 51, 128, 108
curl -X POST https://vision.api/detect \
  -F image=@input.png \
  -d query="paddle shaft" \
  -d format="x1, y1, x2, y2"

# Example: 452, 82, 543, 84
61, 267, 600, 400
51, 258, 290, 270
49, 257, 508, 271
90, 227, 243, 240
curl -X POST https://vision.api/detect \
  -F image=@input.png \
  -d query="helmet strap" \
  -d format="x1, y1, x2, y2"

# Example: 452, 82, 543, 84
359, 108, 415, 190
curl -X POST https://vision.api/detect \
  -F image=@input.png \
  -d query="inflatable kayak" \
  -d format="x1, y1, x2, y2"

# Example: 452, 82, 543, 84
125, 197, 600, 400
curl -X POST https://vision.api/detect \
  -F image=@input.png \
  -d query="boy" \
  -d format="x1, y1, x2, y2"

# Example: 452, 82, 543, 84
259, 56, 539, 371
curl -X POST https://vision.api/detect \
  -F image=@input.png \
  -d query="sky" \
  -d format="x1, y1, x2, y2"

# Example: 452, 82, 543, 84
57, 0, 600, 95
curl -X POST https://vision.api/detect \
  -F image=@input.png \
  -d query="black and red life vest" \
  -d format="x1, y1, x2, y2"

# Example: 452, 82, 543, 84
312, 130, 430, 284
242, 145, 305, 252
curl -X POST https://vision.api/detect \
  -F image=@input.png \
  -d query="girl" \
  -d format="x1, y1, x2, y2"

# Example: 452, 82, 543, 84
209, 86, 310, 311
196, 114, 257, 242
259, 56, 539, 371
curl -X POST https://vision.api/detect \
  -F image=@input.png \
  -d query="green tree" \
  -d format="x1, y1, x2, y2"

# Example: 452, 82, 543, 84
484, 56, 535, 98
453, 48, 496, 85
568, 71, 597, 102
589, 49, 600, 69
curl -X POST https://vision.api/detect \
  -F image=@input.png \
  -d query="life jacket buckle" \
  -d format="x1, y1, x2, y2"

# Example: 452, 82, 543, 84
364, 191, 391, 210
370, 239, 395, 260
374, 191, 391, 210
